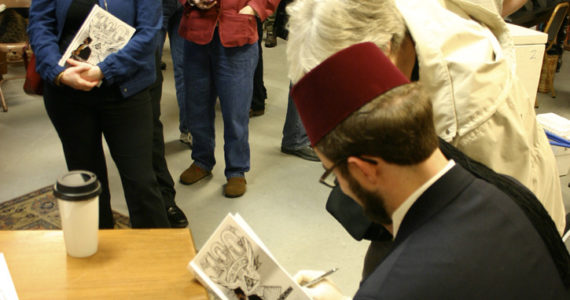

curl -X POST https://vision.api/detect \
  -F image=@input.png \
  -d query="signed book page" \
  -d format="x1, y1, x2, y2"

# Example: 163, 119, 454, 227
189, 213, 310, 300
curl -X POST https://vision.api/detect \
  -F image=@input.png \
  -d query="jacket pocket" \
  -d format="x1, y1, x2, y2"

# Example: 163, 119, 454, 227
180, 9, 217, 44
218, 12, 257, 47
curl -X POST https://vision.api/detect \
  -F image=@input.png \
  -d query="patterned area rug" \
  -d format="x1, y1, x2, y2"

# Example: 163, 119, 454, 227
0, 186, 130, 229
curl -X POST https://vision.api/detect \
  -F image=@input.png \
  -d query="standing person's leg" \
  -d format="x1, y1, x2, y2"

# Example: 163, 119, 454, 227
250, 17, 267, 117
102, 90, 170, 228
168, 7, 192, 146
43, 85, 115, 229
281, 83, 319, 161
264, 11, 277, 47
149, 52, 189, 228
213, 37, 258, 198
274, 0, 291, 40
180, 39, 217, 184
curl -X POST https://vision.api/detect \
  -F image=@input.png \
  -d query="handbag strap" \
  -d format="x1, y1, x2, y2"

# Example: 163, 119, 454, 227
22, 43, 30, 70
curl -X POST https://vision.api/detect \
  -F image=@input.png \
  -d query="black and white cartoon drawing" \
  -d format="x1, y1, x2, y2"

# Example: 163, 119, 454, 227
200, 226, 262, 295
71, 37, 92, 61
58, 5, 135, 67
190, 214, 308, 300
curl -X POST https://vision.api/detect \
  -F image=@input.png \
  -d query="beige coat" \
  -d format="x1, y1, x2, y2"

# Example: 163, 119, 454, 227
396, 0, 566, 234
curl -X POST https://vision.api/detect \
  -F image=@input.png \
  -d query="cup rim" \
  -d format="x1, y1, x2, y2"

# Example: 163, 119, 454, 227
53, 170, 102, 201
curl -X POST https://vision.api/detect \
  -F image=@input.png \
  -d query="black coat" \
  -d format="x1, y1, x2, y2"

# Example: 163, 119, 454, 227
354, 165, 569, 299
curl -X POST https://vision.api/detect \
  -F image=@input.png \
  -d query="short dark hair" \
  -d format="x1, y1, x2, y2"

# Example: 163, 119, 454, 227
316, 82, 438, 173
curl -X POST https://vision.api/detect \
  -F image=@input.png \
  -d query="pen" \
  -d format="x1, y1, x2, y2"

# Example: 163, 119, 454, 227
302, 267, 339, 287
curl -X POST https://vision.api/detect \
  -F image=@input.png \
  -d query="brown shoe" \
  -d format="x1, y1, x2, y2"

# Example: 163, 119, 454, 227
249, 108, 265, 118
224, 177, 247, 198
180, 163, 211, 185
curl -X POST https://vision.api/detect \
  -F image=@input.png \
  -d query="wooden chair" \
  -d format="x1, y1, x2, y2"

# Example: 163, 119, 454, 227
537, 1, 569, 98
509, 0, 562, 27
0, 0, 31, 112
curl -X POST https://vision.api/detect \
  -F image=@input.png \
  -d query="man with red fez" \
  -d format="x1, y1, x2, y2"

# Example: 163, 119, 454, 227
286, 0, 565, 231
286, 0, 567, 279
290, 42, 569, 299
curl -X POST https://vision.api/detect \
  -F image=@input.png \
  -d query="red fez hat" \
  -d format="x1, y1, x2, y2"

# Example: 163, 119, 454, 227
291, 42, 410, 146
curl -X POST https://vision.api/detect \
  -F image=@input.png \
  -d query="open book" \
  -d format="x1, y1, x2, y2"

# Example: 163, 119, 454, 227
188, 213, 310, 300
58, 5, 135, 67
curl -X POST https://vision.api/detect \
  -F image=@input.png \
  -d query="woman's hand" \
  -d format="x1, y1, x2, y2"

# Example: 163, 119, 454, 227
190, 0, 217, 10
60, 59, 102, 91
238, 5, 256, 16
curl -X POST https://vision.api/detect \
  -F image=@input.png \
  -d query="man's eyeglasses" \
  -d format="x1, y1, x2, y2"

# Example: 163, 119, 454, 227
319, 156, 377, 188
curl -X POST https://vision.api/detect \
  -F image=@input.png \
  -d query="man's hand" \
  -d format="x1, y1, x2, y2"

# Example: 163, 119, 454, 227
190, 0, 217, 10
60, 59, 101, 91
294, 270, 349, 300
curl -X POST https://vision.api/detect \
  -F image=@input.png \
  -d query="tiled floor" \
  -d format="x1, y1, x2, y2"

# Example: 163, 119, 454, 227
0, 37, 569, 296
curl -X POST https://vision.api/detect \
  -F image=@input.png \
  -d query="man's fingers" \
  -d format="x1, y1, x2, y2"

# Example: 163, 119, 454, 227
293, 270, 324, 285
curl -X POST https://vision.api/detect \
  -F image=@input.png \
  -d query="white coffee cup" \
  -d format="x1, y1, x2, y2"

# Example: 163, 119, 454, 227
53, 171, 102, 258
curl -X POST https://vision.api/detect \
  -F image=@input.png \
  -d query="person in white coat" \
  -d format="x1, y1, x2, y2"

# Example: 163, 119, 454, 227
286, 0, 566, 236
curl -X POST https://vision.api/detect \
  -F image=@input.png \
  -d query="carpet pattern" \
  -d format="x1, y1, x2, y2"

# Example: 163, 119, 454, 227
0, 186, 130, 229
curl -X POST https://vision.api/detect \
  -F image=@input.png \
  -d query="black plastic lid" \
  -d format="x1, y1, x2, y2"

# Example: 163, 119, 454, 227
53, 170, 102, 201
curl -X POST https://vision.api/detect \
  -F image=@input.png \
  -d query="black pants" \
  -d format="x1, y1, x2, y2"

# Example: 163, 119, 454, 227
149, 72, 176, 208
251, 17, 267, 111
44, 83, 170, 229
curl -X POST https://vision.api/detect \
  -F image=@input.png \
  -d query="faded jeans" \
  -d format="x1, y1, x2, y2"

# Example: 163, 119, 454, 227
183, 30, 258, 178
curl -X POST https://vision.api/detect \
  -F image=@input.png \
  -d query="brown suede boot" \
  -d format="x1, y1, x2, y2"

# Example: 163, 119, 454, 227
180, 163, 211, 185
224, 177, 247, 198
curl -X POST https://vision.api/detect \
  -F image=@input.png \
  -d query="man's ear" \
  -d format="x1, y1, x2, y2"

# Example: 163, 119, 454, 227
346, 156, 381, 186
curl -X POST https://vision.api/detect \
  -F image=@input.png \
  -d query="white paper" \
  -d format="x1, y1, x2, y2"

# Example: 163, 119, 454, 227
58, 5, 135, 67
188, 213, 310, 300
0, 253, 19, 300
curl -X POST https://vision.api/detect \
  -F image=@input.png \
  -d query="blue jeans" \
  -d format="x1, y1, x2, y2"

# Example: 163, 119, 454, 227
281, 82, 310, 149
159, 4, 187, 133
183, 31, 258, 179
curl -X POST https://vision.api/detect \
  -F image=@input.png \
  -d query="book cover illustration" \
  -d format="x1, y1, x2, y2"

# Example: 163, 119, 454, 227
189, 213, 310, 300
58, 5, 135, 67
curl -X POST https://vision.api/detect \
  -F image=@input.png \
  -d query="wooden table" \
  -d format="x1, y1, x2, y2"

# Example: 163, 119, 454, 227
0, 229, 209, 300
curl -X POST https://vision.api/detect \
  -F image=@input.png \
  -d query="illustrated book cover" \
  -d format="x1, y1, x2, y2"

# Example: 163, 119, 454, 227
188, 213, 310, 300
58, 5, 135, 67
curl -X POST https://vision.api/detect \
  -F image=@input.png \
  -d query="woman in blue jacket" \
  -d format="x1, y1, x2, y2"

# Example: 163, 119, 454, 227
28, 0, 170, 228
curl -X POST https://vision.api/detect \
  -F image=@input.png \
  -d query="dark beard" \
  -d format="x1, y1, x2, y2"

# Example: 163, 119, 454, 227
346, 174, 392, 225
